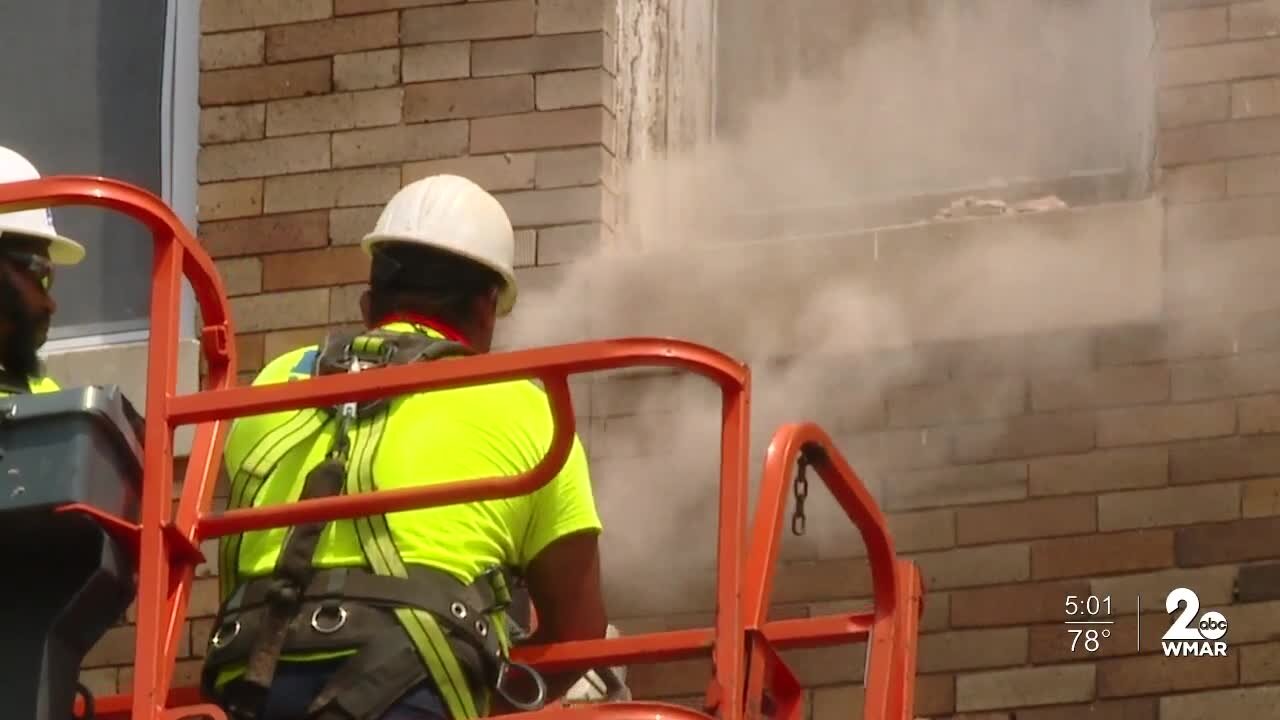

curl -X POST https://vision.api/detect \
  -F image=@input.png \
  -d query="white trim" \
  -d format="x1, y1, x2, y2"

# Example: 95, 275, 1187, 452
43, 329, 152, 354
168, 0, 201, 341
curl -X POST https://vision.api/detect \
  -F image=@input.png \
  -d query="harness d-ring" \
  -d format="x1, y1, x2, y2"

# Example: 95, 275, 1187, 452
495, 660, 548, 712
310, 605, 349, 634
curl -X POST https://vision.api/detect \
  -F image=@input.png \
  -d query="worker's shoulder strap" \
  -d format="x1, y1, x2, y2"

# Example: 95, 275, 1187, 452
310, 326, 475, 417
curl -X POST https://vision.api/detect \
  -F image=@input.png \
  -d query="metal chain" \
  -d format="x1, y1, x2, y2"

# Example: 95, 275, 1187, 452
791, 456, 810, 536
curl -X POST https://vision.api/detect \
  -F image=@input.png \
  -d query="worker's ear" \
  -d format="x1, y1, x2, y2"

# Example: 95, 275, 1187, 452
358, 289, 372, 327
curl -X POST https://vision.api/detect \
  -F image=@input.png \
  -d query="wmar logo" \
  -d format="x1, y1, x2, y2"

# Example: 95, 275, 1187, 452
1161, 587, 1228, 657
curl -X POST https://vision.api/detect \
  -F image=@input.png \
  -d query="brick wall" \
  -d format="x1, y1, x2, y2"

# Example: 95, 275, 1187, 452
76, 1, 1280, 719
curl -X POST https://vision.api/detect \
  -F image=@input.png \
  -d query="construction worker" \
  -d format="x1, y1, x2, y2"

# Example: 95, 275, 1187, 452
202, 174, 608, 720
0, 145, 86, 395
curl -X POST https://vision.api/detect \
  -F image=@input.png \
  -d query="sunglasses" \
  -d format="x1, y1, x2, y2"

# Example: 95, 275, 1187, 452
1, 250, 53, 290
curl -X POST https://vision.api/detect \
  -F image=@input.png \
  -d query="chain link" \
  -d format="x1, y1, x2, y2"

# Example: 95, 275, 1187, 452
791, 456, 810, 536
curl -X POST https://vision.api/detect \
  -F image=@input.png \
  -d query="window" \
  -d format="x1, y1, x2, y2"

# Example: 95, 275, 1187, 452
0, 0, 199, 347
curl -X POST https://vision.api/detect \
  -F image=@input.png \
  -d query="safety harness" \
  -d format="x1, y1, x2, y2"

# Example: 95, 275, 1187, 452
202, 327, 548, 720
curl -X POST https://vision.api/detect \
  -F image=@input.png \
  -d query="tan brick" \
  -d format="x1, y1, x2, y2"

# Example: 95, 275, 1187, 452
1097, 400, 1235, 447
215, 257, 262, 296
197, 179, 263, 222
1160, 6, 1228, 47
884, 461, 1027, 511
535, 146, 610, 188
78, 667, 119, 696
265, 12, 398, 63
84, 625, 136, 667
1227, 599, 1280, 642
332, 121, 468, 168
1233, 560, 1280, 602
535, 67, 610, 111
1029, 447, 1168, 497
1161, 115, 1280, 165
200, 211, 328, 258
1242, 642, 1280, 683
200, 29, 264, 70
538, 222, 601, 264
1162, 36, 1280, 87
329, 283, 366, 324
1174, 435, 1280, 486
404, 75, 534, 122
536, 0, 606, 35
1166, 193, 1280, 244
1243, 476, 1280, 516
956, 664, 1095, 712
1098, 653, 1237, 696
402, 42, 470, 83
780, 643, 867, 686
887, 508, 956, 554
230, 288, 331, 333
199, 59, 331, 106
770, 558, 874, 605
917, 627, 1026, 674
201, 0, 331, 33
472, 32, 604, 77
1031, 366, 1169, 412
1175, 515, 1280, 564
265, 89, 402, 137
837, 428, 951, 472
914, 544, 1029, 590
910, 674, 956, 717
514, 228, 536, 267
942, 332, 1094, 380
472, 107, 609, 154
199, 104, 266, 145
1240, 394, 1280, 433
494, 185, 607, 227
332, 50, 399, 92
329, 206, 383, 246
190, 576, 223, 616
1230, 1, 1280, 39
263, 326, 335, 361
957, 496, 1096, 545
262, 246, 369, 291
403, 153, 535, 192
950, 580, 1088, 627
1158, 83, 1230, 128
197, 134, 330, 183
1233, 77, 1280, 118
885, 377, 1025, 428
335, 0, 456, 13
1094, 320, 1236, 366
1162, 162, 1227, 201
1173, 351, 1280, 400
402, 0, 534, 43
235, 332, 267, 372
811, 685, 863, 720
1016, 698, 1157, 720
1099, 482, 1240, 531
1032, 529, 1173, 580
263, 167, 402, 214
951, 413, 1096, 464
1227, 153, 1280, 195
1092, 564, 1238, 613
1162, 685, 1280, 719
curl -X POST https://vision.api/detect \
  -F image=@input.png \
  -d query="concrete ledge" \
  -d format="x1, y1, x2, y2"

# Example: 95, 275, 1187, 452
43, 337, 202, 456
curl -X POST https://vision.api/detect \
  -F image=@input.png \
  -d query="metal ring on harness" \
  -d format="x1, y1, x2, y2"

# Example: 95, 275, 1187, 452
449, 601, 468, 619
494, 660, 548, 712
310, 605, 349, 634
211, 620, 241, 649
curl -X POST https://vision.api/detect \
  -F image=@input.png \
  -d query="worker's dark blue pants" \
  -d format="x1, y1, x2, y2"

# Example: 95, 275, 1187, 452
257, 658, 449, 720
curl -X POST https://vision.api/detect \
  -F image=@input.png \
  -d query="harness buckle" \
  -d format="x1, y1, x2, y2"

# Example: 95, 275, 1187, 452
310, 605, 349, 634
495, 660, 548, 712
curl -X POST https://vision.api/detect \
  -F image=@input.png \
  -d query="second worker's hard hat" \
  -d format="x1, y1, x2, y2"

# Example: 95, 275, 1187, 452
0, 145, 86, 265
361, 174, 517, 316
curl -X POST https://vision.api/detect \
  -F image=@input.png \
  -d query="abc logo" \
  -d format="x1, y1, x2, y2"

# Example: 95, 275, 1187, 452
1198, 611, 1228, 640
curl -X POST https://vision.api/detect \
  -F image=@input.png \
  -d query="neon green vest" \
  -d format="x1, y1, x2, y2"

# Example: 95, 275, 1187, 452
0, 375, 60, 396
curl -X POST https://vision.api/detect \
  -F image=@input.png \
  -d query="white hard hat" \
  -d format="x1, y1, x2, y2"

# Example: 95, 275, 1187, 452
0, 146, 85, 265
361, 174, 517, 315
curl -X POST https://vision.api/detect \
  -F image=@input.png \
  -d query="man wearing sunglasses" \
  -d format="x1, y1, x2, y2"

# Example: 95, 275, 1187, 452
0, 145, 86, 395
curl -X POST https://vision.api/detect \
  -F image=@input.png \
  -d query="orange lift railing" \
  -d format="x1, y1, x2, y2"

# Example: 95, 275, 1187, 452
0, 176, 923, 720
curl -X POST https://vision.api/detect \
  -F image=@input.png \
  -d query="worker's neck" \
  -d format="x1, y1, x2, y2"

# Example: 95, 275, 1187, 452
374, 311, 485, 351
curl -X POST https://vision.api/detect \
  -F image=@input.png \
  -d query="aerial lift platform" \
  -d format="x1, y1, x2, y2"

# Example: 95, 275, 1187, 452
0, 176, 924, 720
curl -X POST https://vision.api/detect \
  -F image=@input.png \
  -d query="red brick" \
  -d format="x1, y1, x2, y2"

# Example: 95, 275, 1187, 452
951, 413, 1096, 464
235, 333, 266, 372
403, 75, 534, 122
950, 580, 1090, 627
199, 59, 331, 106
1030, 530, 1174, 580
956, 496, 1096, 545
1096, 652, 1237, 696
1244, 476, 1280, 517
1171, 434, 1280, 484
261, 246, 370, 291
265, 12, 398, 62
1237, 562, 1280, 602
1029, 447, 1168, 496
200, 210, 329, 258
1097, 401, 1235, 447
1174, 516, 1280, 565
401, 0, 535, 43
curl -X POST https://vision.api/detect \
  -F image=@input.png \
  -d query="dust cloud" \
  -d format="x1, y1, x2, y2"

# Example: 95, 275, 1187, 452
498, 0, 1161, 619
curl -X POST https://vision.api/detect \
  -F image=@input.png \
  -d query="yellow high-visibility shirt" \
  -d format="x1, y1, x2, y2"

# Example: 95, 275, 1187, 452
0, 375, 60, 396
222, 321, 603, 586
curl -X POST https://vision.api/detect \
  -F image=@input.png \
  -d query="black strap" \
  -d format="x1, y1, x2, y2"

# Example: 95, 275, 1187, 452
305, 627, 438, 720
